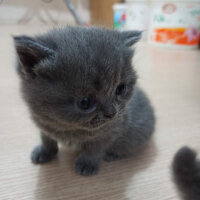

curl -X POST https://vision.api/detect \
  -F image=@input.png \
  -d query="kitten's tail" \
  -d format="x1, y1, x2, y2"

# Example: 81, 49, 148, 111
172, 146, 200, 200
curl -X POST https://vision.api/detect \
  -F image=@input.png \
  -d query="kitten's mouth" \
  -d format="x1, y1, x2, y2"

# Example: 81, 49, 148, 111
84, 115, 114, 129
90, 118, 106, 128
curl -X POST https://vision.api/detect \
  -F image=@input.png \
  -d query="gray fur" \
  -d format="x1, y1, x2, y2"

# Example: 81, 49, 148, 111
172, 147, 200, 200
14, 26, 155, 176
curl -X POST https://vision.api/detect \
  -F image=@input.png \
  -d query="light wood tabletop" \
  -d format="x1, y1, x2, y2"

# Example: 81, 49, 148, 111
0, 25, 200, 200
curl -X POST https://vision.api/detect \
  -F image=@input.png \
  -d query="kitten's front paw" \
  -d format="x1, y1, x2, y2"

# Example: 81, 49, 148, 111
104, 152, 121, 162
31, 145, 58, 164
74, 157, 100, 176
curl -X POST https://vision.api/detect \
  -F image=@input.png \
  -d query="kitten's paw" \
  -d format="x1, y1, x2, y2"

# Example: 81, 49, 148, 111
31, 145, 58, 164
74, 157, 100, 176
103, 152, 121, 162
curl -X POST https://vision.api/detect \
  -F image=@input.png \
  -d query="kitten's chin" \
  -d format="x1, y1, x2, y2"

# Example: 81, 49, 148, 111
83, 120, 107, 130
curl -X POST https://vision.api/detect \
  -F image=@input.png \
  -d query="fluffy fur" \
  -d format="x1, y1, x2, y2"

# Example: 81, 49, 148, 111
172, 147, 200, 200
14, 26, 155, 176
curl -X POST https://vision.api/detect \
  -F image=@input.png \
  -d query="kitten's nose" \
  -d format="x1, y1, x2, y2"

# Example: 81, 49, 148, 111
103, 105, 116, 119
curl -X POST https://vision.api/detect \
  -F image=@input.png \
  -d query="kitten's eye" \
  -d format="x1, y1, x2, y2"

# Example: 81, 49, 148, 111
116, 84, 126, 96
77, 96, 97, 112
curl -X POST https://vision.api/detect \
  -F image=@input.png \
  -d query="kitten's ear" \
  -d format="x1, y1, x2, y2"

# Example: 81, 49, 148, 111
13, 35, 55, 77
121, 31, 142, 47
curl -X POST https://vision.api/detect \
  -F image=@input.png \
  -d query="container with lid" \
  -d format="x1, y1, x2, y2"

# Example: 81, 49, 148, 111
125, 0, 149, 38
113, 3, 126, 30
148, 0, 200, 49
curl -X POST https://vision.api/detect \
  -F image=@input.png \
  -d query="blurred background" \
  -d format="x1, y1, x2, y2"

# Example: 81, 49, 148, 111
0, 0, 199, 49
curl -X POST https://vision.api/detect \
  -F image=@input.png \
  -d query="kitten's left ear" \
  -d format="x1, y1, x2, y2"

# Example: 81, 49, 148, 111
121, 31, 142, 47
13, 35, 55, 77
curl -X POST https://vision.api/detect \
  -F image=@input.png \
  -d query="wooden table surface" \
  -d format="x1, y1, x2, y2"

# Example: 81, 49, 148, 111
0, 25, 200, 200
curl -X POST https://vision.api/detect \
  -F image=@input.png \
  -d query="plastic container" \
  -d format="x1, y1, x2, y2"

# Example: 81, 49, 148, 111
113, 4, 126, 30
148, 0, 200, 49
125, 0, 149, 31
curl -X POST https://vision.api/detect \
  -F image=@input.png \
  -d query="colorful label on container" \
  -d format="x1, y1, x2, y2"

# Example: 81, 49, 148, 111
149, 2, 200, 47
151, 27, 200, 45
114, 10, 126, 30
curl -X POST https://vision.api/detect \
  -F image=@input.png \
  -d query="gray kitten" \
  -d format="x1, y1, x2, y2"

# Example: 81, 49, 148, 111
172, 147, 200, 200
14, 26, 155, 176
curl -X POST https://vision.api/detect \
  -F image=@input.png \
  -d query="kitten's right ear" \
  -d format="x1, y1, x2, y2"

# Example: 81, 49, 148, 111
121, 31, 142, 47
13, 35, 55, 78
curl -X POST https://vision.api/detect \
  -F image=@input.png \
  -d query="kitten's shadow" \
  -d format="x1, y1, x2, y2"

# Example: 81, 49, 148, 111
34, 140, 157, 200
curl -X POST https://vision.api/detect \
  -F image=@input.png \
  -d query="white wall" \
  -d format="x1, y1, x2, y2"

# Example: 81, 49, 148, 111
0, 0, 90, 25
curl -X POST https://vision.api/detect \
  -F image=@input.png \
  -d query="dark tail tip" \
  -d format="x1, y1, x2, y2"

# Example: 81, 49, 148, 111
172, 146, 200, 200
173, 146, 197, 174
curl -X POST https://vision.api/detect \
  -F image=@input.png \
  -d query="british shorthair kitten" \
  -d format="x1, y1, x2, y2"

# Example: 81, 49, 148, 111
14, 26, 155, 176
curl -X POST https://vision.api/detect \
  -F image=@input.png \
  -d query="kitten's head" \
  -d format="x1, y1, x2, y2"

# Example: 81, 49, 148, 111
14, 26, 141, 130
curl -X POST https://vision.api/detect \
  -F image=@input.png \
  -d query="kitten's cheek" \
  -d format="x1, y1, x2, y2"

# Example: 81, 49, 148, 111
115, 104, 125, 115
